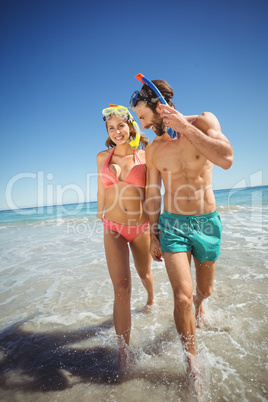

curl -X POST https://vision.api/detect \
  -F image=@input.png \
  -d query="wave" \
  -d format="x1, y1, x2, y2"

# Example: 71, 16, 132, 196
0, 215, 101, 230
217, 204, 268, 212
1, 185, 268, 226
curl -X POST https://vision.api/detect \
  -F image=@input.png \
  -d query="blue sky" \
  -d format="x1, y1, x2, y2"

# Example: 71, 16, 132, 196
1, 0, 267, 210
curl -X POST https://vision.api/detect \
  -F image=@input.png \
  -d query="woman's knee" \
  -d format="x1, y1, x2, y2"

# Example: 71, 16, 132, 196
114, 281, 131, 301
139, 270, 153, 282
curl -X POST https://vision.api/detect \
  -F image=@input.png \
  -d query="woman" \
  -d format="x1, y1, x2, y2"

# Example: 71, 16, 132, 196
96, 105, 154, 368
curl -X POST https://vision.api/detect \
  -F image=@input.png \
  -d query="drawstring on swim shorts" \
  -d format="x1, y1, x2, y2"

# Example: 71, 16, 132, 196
188, 217, 209, 233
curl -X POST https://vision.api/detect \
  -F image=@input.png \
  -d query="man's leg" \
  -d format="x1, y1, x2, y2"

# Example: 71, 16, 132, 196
163, 251, 196, 357
193, 258, 216, 327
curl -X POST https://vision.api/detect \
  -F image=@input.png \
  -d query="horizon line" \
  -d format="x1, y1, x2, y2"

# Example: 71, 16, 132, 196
0, 184, 267, 213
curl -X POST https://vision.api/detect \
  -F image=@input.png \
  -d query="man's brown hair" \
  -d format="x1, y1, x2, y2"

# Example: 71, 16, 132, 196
141, 79, 175, 112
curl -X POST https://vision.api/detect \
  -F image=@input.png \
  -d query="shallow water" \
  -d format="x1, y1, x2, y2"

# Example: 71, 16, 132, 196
0, 188, 268, 401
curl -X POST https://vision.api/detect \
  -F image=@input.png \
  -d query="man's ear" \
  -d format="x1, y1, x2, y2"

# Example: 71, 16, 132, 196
155, 100, 162, 114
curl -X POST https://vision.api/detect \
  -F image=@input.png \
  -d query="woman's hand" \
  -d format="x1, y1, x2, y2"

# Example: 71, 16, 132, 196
97, 211, 104, 221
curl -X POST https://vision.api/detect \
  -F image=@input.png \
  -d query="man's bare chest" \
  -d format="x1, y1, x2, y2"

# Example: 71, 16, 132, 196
154, 138, 205, 174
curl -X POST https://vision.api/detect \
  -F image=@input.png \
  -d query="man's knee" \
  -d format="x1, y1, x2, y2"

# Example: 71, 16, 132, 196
196, 285, 213, 300
174, 291, 193, 314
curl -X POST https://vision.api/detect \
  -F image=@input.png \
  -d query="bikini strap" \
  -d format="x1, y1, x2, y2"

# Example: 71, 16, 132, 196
134, 149, 143, 164
104, 148, 115, 166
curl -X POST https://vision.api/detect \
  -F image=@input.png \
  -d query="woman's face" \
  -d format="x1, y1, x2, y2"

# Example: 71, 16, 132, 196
106, 116, 130, 145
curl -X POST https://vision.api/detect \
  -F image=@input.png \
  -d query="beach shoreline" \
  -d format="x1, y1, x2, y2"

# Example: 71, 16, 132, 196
0, 186, 268, 401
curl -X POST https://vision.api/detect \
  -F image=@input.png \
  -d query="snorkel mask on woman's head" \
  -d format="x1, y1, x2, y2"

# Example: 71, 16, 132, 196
102, 105, 130, 121
102, 104, 141, 148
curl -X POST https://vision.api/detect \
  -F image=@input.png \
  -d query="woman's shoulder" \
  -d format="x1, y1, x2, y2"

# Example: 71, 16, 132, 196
97, 148, 112, 161
136, 148, 146, 163
96, 149, 113, 170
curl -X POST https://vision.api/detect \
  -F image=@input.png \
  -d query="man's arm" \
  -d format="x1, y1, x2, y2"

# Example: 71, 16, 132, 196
159, 104, 233, 170
145, 143, 163, 261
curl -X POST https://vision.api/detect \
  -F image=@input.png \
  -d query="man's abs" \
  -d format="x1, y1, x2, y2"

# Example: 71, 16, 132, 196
163, 184, 216, 215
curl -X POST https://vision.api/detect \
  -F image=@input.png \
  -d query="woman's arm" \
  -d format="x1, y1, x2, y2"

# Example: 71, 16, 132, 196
145, 144, 163, 261
96, 152, 106, 221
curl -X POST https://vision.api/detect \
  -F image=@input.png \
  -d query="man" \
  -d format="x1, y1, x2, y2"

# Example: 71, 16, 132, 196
129, 79, 233, 376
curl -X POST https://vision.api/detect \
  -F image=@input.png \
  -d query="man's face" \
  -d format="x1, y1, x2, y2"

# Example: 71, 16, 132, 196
135, 103, 166, 136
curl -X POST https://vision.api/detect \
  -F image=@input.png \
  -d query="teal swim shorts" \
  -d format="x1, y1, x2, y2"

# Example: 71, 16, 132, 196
158, 210, 222, 263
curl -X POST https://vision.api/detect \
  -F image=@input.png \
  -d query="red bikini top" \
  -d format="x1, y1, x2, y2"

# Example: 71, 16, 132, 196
100, 148, 146, 189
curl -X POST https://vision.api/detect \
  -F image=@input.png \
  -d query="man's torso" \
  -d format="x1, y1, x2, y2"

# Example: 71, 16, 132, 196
148, 115, 216, 215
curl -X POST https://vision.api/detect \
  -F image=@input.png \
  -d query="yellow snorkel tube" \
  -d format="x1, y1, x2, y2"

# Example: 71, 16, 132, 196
103, 104, 141, 149
128, 110, 141, 149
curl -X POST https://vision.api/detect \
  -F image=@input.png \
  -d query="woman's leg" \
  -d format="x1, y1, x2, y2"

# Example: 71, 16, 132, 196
130, 230, 154, 307
104, 230, 131, 366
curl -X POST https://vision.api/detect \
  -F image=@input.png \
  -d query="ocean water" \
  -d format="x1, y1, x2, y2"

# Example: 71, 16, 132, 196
0, 186, 267, 401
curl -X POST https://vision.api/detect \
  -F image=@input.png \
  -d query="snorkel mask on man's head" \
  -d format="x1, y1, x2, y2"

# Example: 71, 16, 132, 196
129, 74, 177, 139
129, 74, 167, 111
129, 89, 159, 111
102, 104, 141, 148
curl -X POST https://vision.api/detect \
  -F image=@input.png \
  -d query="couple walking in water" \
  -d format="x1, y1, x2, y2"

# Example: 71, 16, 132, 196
96, 76, 233, 389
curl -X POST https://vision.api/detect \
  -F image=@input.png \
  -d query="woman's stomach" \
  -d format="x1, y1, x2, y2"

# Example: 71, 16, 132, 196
104, 183, 148, 225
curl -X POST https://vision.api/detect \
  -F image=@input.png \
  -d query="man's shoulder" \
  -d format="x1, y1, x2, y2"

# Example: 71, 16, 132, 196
189, 112, 219, 131
145, 137, 162, 155
145, 138, 161, 167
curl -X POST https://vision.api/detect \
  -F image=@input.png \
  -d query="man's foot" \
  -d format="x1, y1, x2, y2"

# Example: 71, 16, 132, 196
191, 370, 203, 399
186, 353, 203, 399
193, 295, 206, 328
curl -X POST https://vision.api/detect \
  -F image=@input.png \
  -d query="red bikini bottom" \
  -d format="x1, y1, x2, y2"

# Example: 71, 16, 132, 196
103, 216, 150, 243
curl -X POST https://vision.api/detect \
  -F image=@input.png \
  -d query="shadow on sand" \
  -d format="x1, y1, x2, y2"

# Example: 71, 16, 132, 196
0, 316, 187, 396
0, 316, 119, 392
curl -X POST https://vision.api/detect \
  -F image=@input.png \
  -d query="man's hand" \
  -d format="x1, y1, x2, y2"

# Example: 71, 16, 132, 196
158, 103, 188, 133
150, 235, 162, 262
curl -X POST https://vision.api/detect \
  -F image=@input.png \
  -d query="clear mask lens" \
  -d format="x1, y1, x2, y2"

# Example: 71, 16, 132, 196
102, 106, 129, 117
